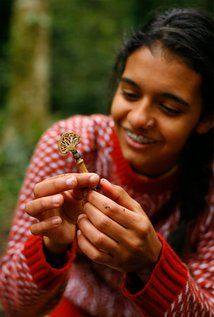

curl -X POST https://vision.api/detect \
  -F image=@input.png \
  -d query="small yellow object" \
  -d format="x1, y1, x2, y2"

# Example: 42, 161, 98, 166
58, 131, 88, 173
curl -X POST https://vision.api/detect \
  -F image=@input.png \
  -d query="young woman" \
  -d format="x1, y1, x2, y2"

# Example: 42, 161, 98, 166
0, 8, 213, 317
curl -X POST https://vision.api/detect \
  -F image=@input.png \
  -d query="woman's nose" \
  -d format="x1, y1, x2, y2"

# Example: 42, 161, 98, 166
127, 97, 156, 130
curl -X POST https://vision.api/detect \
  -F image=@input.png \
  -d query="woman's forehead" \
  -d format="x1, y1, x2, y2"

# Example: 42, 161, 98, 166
123, 46, 202, 102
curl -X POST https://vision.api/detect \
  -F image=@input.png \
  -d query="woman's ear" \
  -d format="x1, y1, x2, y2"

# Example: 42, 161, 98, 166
196, 118, 213, 134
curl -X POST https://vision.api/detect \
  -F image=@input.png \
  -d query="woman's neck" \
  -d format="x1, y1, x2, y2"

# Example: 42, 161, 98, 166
129, 163, 179, 179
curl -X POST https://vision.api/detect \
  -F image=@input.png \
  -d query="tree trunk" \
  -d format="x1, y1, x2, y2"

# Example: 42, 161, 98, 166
6, 0, 50, 145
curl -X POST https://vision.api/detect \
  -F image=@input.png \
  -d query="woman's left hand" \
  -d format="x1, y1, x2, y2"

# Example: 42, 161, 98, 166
77, 178, 162, 275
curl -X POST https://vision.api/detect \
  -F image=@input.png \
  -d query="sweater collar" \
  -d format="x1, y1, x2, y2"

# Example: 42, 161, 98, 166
110, 126, 180, 194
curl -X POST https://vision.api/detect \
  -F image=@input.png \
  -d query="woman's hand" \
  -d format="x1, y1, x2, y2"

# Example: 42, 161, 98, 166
25, 173, 100, 254
77, 178, 162, 275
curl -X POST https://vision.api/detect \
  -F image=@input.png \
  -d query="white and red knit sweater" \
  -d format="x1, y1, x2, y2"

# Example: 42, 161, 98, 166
0, 114, 213, 317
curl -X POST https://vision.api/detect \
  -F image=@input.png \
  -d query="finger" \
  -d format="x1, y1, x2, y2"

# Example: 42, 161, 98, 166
87, 190, 142, 229
77, 230, 112, 264
77, 214, 119, 256
34, 173, 100, 198
100, 178, 143, 213
83, 202, 131, 245
25, 194, 64, 218
30, 216, 62, 235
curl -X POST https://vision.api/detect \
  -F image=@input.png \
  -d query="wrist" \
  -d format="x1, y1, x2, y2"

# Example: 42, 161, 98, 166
137, 237, 162, 283
43, 238, 72, 269
43, 225, 76, 254
43, 236, 70, 254
137, 265, 155, 283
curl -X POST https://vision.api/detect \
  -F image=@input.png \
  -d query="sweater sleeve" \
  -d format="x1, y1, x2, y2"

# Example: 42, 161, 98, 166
0, 116, 97, 317
121, 204, 214, 316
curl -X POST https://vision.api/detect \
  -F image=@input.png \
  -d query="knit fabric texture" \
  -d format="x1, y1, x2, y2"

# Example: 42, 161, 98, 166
0, 114, 213, 317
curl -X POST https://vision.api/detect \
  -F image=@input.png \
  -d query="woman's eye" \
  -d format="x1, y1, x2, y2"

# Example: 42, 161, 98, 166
159, 103, 182, 115
121, 90, 140, 101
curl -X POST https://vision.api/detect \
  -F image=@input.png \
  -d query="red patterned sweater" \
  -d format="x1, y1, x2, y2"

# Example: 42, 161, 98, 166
0, 114, 213, 317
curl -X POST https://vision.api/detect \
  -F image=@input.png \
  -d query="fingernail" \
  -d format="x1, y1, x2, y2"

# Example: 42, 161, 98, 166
77, 214, 85, 222
101, 178, 110, 184
90, 174, 99, 183
52, 195, 61, 204
66, 176, 76, 186
52, 216, 62, 225
77, 230, 81, 236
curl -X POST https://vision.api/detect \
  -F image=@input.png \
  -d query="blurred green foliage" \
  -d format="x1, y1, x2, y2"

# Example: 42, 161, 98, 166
0, 0, 213, 257
50, 0, 137, 116
0, 0, 12, 110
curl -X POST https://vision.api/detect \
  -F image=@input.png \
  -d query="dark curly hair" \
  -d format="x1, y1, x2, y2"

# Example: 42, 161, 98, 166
111, 8, 214, 255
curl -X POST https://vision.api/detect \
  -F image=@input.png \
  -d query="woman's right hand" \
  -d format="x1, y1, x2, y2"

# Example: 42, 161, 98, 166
25, 173, 100, 254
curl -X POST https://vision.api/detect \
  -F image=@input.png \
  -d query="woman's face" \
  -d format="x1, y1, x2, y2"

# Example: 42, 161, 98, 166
111, 45, 204, 176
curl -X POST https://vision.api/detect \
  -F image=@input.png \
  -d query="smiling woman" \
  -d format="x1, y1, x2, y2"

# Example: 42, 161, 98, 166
0, 7, 213, 317
111, 45, 203, 176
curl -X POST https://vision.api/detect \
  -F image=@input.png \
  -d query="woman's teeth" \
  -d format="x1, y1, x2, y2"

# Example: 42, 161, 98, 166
126, 130, 155, 144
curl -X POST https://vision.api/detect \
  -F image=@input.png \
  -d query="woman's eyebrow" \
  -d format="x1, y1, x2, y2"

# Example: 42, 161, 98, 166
120, 77, 140, 89
121, 77, 189, 108
161, 92, 190, 108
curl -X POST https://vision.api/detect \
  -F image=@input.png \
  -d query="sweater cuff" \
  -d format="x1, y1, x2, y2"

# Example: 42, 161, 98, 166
23, 234, 77, 289
121, 234, 188, 316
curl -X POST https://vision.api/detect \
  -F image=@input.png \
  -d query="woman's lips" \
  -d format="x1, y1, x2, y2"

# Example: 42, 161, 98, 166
120, 127, 158, 150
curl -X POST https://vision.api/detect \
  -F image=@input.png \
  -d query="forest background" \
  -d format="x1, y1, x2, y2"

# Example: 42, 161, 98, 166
0, 0, 213, 298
